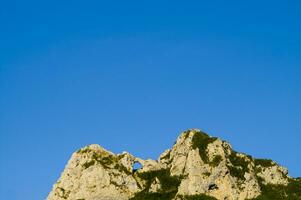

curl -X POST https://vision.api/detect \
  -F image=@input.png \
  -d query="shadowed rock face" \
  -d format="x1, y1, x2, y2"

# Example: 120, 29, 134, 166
47, 129, 300, 200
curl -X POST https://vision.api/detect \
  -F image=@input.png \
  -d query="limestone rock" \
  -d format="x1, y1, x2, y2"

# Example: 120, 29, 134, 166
149, 177, 162, 193
47, 129, 299, 200
256, 162, 289, 185
47, 144, 140, 200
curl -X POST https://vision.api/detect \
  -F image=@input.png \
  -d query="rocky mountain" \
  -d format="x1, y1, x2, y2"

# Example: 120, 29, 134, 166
47, 129, 301, 200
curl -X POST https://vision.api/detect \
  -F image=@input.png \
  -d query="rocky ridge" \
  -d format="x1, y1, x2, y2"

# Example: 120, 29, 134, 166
47, 129, 301, 200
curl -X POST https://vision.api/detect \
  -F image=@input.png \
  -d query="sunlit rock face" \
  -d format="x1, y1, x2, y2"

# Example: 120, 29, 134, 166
47, 129, 300, 200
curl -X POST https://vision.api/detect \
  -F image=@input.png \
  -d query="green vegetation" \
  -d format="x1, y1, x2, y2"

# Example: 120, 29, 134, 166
211, 155, 222, 167
191, 131, 219, 166
130, 191, 178, 200
76, 148, 93, 154
137, 168, 182, 192
82, 160, 96, 169
254, 159, 275, 168
251, 178, 301, 200
91, 153, 115, 166
177, 194, 218, 200
203, 172, 211, 177
191, 131, 253, 180
227, 151, 250, 181
130, 168, 182, 200
183, 130, 191, 139
160, 151, 171, 160
80, 151, 131, 174
130, 168, 211, 200
81, 152, 114, 169
57, 187, 70, 199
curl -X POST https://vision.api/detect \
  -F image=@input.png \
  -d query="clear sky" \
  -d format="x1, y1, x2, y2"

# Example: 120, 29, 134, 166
0, 1, 301, 199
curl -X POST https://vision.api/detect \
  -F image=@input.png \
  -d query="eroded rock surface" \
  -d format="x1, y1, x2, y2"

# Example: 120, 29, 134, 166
47, 129, 300, 200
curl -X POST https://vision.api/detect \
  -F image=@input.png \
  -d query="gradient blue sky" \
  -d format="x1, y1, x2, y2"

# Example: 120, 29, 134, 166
1, 1, 301, 199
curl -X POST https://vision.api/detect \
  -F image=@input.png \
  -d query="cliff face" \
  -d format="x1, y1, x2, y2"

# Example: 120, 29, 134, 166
47, 129, 301, 200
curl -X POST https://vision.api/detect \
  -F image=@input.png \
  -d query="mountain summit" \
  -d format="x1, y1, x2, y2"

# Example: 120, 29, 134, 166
47, 129, 301, 200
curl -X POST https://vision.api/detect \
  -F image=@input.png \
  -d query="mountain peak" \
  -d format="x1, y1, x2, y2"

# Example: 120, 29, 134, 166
47, 129, 300, 200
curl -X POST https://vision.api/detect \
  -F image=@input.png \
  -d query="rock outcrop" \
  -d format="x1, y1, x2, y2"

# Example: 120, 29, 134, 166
47, 129, 301, 200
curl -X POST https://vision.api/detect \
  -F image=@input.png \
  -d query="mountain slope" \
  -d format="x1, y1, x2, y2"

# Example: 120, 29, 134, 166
47, 129, 301, 200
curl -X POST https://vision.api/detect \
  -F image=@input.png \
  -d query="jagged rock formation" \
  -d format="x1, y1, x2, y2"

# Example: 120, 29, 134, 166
47, 129, 301, 200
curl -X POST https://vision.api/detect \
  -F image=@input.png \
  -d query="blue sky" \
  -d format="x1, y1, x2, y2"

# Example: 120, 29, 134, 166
1, 1, 301, 199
